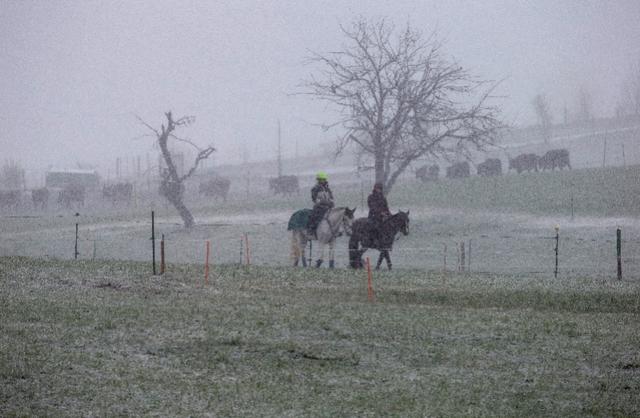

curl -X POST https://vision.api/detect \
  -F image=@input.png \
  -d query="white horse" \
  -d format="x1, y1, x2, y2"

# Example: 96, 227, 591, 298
288, 207, 356, 268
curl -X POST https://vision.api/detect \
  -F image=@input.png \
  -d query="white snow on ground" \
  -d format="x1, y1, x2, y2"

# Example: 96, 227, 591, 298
408, 206, 640, 230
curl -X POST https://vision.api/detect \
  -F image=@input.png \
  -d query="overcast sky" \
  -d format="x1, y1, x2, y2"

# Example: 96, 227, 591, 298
2, 0, 639, 174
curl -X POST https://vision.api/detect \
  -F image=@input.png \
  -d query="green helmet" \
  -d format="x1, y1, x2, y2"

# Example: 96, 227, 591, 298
316, 171, 328, 181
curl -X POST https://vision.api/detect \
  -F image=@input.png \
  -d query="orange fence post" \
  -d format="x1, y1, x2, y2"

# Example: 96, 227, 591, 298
366, 257, 375, 302
205, 240, 210, 285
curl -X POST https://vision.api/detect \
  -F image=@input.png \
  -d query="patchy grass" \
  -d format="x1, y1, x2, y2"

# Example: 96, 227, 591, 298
2, 256, 639, 416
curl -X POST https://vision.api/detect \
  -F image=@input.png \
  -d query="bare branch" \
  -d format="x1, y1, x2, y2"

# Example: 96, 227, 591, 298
137, 112, 214, 228
302, 17, 503, 193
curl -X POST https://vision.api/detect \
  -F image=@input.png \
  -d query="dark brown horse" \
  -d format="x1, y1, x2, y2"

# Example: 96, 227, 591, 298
348, 211, 410, 270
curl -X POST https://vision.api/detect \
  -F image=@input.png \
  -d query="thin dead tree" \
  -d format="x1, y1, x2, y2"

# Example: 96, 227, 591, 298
139, 111, 214, 228
304, 18, 502, 194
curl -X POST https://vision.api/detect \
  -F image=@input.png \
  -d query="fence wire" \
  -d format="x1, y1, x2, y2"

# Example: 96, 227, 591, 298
1, 221, 638, 280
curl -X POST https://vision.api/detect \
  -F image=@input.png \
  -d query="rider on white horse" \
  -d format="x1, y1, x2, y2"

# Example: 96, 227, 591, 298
307, 171, 334, 239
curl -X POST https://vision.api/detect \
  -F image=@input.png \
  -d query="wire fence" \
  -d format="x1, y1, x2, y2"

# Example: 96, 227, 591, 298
2, 216, 638, 280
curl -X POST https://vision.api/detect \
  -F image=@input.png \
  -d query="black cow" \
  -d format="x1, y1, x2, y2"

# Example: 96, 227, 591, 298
538, 149, 571, 171
477, 158, 502, 176
31, 188, 49, 210
446, 162, 470, 179
509, 153, 538, 174
199, 177, 231, 201
269, 175, 299, 196
416, 164, 439, 182
103, 182, 133, 205
0, 190, 21, 212
58, 185, 86, 208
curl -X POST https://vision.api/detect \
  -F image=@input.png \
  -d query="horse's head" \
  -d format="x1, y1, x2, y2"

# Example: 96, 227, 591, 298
341, 207, 356, 236
396, 210, 410, 236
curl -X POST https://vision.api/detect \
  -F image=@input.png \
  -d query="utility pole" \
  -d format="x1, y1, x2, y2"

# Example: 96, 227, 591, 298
277, 120, 283, 178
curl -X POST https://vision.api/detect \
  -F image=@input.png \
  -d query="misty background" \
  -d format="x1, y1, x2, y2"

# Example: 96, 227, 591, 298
2, 0, 639, 183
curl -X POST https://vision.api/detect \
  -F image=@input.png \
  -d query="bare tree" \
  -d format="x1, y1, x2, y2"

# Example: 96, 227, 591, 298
139, 111, 214, 228
532, 94, 553, 142
304, 18, 502, 193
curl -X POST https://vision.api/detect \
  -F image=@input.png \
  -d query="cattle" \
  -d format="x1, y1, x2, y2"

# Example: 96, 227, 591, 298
477, 158, 502, 176
199, 177, 231, 201
0, 190, 21, 212
269, 175, 299, 196
416, 164, 439, 182
446, 162, 470, 179
509, 153, 538, 174
102, 182, 133, 205
31, 188, 49, 210
58, 185, 86, 208
538, 149, 571, 171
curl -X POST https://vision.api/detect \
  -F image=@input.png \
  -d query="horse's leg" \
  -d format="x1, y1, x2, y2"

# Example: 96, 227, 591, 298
357, 248, 367, 269
291, 232, 299, 266
328, 239, 335, 269
385, 250, 392, 270
349, 235, 360, 269
315, 241, 325, 268
376, 250, 384, 270
301, 234, 308, 267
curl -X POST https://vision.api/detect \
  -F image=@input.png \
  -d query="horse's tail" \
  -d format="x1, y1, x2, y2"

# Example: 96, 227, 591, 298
348, 234, 361, 269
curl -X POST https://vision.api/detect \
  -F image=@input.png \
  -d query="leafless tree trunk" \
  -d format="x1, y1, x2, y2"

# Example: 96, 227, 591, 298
303, 18, 502, 194
139, 111, 214, 228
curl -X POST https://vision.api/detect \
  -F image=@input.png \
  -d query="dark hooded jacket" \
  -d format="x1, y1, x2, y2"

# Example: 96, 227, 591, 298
367, 187, 390, 222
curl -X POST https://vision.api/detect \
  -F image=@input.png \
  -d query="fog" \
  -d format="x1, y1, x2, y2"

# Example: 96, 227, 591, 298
1, 0, 639, 176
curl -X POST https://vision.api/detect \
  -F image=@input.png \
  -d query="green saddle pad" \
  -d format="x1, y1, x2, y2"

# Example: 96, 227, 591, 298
288, 208, 312, 230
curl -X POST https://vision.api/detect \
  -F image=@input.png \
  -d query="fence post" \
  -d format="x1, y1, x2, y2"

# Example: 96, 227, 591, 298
151, 210, 156, 275
459, 241, 465, 272
468, 239, 472, 272
244, 233, 251, 265
366, 257, 375, 302
617, 227, 622, 280
205, 240, 210, 285
160, 234, 165, 275
443, 243, 447, 273
239, 235, 244, 265
554, 225, 560, 278
74, 223, 79, 260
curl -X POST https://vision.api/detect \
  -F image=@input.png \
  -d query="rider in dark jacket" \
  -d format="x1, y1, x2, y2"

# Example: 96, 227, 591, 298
367, 182, 391, 243
307, 171, 334, 238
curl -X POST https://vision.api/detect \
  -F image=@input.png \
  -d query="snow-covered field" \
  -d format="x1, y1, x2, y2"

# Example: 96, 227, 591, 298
2, 256, 640, 416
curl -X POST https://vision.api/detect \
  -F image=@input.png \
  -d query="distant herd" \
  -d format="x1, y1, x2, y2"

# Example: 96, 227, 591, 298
0, 183, 132, 212
0, 148, 571, 212
0, 174, 299, 213
416, 148, 571, 181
